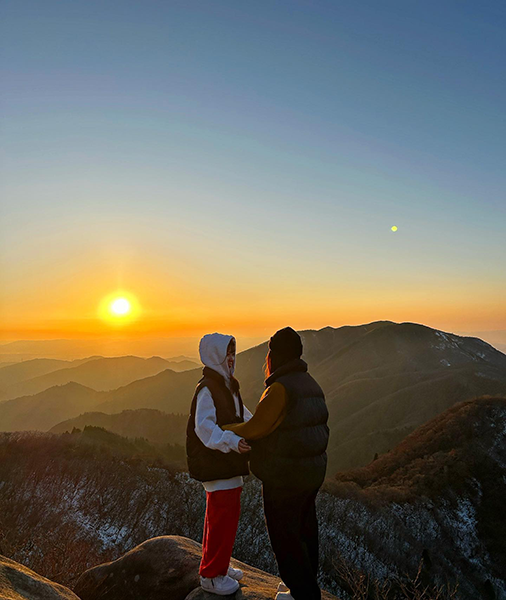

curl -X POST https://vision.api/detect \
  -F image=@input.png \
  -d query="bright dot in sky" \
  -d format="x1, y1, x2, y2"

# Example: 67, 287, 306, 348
391, 225, 398, 232
110, 297, 131, 315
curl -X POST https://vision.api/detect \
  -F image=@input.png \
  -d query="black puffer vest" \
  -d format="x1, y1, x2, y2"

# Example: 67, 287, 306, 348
186, 367, 249, 482
250, 358, 329, 490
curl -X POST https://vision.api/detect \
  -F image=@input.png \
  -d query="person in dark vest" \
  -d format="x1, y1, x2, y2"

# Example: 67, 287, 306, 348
223, 327, 329, 600
186, 333, 253, 596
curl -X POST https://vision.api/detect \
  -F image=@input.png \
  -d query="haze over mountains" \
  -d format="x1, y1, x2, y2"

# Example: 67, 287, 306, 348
0, 355, 198, 402
0, 336, 262, 362
1, 321, 505, 473
458, 329, 506, 355
2, 329, 504, 361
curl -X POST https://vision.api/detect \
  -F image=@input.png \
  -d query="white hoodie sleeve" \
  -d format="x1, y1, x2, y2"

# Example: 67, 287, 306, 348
243, 404, 253, 422
195, 387, 243, 453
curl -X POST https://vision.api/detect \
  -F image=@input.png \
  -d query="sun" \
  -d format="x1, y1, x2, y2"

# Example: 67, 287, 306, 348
98, 291, 140, 326
111, 297, 131, 315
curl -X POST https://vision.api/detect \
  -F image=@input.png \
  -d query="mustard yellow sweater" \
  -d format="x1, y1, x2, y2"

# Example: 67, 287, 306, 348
222, 382, 287, 440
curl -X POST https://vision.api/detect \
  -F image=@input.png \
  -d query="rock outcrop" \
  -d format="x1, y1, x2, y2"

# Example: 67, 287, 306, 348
0, 554, 80, 600
74, 535, 338, 600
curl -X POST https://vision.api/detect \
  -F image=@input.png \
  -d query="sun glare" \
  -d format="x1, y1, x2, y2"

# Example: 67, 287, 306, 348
98, 291, 140, 326
111, 297, 130, 315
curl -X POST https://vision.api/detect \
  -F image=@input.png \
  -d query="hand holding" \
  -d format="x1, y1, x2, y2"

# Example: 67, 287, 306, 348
238, 438, 252, 454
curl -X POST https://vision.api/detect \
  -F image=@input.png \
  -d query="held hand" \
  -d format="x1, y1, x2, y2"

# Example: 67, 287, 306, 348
238, 438, 252, 454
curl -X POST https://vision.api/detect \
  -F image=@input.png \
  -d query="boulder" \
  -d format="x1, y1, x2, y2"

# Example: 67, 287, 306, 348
0, 554, 80, 600
74, 536, 201, 600
74, 535, 338, 600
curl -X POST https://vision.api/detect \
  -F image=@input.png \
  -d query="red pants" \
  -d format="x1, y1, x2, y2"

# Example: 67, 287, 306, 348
200, 486, 242, 578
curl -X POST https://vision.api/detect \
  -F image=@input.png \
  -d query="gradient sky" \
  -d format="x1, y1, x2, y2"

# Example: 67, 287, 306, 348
1, 0, 505, 345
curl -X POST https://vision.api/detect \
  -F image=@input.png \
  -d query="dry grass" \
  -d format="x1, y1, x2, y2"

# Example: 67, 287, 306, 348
332, 553, 459, 600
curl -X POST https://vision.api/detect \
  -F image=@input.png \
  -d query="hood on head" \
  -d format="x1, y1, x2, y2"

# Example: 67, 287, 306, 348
199, 332, 236, 380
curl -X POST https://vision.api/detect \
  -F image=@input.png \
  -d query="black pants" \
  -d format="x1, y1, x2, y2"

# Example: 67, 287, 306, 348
262, 484, 321, 600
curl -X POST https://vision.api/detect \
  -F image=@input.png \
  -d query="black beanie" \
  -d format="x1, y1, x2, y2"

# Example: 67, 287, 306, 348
268, 327, 303, 361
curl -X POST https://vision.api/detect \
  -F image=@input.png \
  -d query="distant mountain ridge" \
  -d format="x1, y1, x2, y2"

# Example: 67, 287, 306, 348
0, 382, 103, 431
0, 338, 201, 362
235, 321, 506, 471
50, 408, 187, 446
1, 321, 505, 473
0, 355, 199, 402
0, 356, 99, 388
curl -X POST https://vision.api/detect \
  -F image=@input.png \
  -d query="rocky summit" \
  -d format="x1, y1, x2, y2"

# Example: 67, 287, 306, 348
70, 535, 339, 599
0, 554, 80, 600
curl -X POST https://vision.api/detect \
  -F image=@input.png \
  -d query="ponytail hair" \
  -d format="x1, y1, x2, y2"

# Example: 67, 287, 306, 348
264, 349, 272, 379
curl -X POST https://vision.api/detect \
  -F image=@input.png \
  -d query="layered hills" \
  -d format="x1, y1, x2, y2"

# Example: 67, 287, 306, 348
0, 355, 198, 402
0, 382, 102, 431
49, 408, 187, 446
2, 321, 505, 473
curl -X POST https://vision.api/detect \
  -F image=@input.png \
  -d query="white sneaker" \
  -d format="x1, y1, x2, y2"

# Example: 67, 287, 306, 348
277, 581, 289, 592
275, 592, 294, 600
228, 565, 244, 581
200, 574, 240, 596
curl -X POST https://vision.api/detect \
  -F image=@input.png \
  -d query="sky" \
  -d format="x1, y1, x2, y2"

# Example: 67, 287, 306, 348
1, 0, 505, 351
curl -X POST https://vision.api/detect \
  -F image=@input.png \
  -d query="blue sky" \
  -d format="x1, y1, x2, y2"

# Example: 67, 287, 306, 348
1, 0, 505, 339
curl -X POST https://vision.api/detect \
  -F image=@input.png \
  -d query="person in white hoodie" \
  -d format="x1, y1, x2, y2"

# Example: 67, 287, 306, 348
186, 333, 253, 596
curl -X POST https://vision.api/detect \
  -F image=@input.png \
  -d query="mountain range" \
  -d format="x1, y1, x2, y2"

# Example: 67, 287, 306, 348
49, 408, 187, 446
237, 321, 506, 470
0, 355, 199, 402
1, 321, 505, 473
